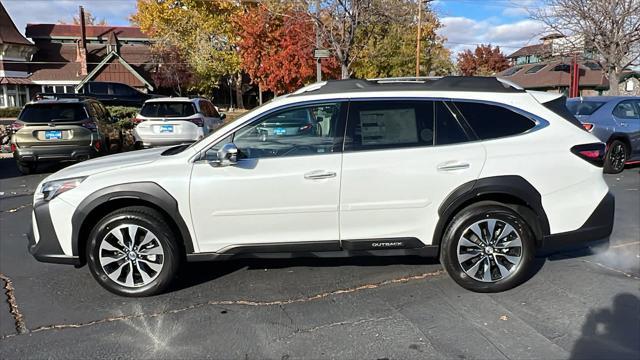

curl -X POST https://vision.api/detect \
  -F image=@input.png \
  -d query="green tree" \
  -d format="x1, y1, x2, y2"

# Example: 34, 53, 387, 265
352, 0, 453, 78
133, 0, 243, 106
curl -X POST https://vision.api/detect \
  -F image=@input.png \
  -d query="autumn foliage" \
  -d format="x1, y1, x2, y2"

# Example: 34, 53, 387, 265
457, 44, 509, 76
236, 4, 338, 95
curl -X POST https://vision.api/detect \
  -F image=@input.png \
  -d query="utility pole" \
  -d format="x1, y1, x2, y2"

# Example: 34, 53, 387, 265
315, 0, 322, 82
415, 0, 431, 78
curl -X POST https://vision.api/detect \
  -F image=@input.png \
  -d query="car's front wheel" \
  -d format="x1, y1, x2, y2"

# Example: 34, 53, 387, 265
440, 204, 535, 293
604, 139, 628, 174
87, 206, 180, 297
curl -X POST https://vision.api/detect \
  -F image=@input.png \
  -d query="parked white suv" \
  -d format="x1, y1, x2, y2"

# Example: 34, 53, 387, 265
133, 97, 225, 148
28, 77, 614, 296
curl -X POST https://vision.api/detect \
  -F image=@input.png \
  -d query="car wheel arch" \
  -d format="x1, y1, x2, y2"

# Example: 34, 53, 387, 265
432, 176, 550, 249
606, 133, 631, 153
71, 182, 193, 265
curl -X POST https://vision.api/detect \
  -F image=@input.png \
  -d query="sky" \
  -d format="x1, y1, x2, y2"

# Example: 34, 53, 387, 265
3, 0, 546, 58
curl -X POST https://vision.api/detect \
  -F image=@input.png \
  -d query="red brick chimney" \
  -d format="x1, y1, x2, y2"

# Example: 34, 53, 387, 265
76, 5, 88, 76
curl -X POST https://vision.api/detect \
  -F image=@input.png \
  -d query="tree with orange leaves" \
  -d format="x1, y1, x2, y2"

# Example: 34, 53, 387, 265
457, 44, 509, 76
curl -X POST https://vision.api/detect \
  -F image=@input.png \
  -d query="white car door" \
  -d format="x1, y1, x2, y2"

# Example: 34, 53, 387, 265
189, 102, 346, 253
339, 100, 486, 246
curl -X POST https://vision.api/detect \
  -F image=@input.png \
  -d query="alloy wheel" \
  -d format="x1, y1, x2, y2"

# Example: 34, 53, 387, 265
98, 224, 165, 288
609, 143, 626, 172
456, 218, 523, 282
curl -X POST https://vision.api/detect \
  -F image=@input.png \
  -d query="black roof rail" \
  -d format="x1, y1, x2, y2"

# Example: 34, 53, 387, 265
291, 76, 525, 96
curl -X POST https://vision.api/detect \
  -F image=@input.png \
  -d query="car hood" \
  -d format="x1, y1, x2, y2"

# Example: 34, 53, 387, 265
46, 147, 167, 181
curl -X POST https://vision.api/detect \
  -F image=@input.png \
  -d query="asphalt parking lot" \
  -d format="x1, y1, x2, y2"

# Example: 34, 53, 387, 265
0, 158, 638, 359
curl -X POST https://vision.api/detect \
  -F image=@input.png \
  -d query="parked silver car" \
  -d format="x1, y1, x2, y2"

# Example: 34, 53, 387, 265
566, 96, 640, 173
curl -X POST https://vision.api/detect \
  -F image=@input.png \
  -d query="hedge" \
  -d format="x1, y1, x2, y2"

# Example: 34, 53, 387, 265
106, 106, 139, 130
0, 107, 21, 118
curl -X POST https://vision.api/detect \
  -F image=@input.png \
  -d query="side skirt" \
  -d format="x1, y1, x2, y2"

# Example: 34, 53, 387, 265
186, 238, 439, 262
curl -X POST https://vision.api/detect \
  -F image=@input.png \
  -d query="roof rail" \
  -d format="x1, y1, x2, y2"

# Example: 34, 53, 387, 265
368, 76, 442, 83
290, 76, 525, 96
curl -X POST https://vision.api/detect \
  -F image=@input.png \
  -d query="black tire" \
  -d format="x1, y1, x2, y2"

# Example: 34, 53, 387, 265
16, 161, 35, 175
604, 140, 628, 174
440, 204, 535, 293
86, 206, 180, 297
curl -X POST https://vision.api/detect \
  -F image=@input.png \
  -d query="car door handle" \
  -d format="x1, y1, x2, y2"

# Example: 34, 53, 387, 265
437, 161, 470, 171
304, 170, 337, 180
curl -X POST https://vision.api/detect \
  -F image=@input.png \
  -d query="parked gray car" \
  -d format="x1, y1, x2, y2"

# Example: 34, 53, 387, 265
566, 96, 640, 173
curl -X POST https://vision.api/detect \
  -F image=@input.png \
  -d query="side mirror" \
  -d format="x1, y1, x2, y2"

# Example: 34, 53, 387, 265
215, 143, 238, 166
220, 113, 227, 120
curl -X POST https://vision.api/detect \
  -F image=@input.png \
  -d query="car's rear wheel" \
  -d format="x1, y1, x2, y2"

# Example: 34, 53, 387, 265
16, 161, 35, 175
604, 140, 627, 174
440, 204, 535, 292
87, 206, 180, 297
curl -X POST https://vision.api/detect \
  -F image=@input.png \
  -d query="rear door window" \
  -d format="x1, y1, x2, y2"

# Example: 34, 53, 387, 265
435, 102, 469, 145
613, 100, 639, 119
345, 100, 434, 151
140, 102, 197, 117
453, 101, 536, 140
19, 103, 88, 123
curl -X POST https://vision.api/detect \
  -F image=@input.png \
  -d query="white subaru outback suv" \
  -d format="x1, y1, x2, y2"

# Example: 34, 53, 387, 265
28, 77, 614, 297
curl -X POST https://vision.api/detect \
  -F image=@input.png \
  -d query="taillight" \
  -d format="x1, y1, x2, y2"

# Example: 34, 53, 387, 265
582, 123, 594, 132
81, 120, 98, 132
571, 143, 605, 167
299, 124, 313, 132
133, 117, 144, 125
10, 143, 16, 152
10, 122, 24, 132
191, 117, 204, 127
94, 139, 102, 150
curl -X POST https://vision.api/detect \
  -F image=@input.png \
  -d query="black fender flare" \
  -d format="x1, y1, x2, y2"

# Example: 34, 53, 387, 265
432, 175, 550, 247
71, 182, 195, 258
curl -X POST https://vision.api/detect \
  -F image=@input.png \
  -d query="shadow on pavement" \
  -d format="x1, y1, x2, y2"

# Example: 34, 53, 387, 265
170, 255, 443, 292
170, 255, 549, 293
570, 293, 640, 360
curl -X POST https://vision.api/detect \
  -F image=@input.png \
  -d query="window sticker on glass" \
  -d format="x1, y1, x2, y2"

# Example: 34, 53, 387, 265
359, 108, 418, 146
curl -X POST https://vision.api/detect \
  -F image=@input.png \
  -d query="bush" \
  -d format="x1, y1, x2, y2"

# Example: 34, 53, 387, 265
106, 106, 139, 130
0, 107, 21, 118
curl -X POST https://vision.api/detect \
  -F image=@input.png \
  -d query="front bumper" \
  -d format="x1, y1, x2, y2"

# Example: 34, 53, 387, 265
15, 144, 98, 163
539, 192, 614, 255
28, 200, 80, 265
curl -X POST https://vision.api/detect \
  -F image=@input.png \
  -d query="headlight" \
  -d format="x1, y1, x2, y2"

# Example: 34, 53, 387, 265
41, 177, 86, 201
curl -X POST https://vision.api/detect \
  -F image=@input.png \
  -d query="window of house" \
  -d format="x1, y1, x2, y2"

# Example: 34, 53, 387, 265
503, 67, 523, 76
453, 102, 536, 140
552, 64, 570, 72
525, 64, 546, 74
584, 62, 602, 70
0, 86, 5, 107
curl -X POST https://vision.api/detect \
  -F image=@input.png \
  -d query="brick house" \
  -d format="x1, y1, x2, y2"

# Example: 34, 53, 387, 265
498, 34, 638, 96
0, 2, 156, 109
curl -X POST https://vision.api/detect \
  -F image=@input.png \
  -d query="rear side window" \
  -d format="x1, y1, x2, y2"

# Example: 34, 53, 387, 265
345, 101, 434, 151
19, 103, 87, 123
140, 102, 197, 117
454, 102, 535, 140
566, 101, 606, 115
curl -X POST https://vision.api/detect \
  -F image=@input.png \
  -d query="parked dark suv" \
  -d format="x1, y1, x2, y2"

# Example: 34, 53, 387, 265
11, 99, 122, 174
36, 81, 159, 107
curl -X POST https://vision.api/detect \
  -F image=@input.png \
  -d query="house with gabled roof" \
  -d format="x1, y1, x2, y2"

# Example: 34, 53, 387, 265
0, 2, 157, 109
0, 2, 37, 108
